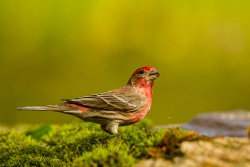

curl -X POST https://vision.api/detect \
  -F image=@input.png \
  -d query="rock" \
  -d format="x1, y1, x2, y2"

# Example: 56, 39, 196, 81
180, 110, 250, 137
178, 137, 250, 167
136, 137, 250, 167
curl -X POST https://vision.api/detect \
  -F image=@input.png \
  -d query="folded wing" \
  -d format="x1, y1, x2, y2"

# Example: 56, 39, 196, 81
62, 91, 147, 112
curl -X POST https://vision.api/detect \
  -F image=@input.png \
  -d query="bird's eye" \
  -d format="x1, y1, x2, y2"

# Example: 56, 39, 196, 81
139, 70, 144, 74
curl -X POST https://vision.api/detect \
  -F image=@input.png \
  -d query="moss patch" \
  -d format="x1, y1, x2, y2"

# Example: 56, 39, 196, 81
0, 120, 211, 166
147, 128, 212, 159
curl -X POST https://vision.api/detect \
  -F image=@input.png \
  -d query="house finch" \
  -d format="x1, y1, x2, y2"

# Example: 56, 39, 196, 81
17, 66, 160, 134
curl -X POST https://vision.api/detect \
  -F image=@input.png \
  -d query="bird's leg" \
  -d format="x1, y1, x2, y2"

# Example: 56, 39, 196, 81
100, 124, 110, 134
100, 122, 119, 134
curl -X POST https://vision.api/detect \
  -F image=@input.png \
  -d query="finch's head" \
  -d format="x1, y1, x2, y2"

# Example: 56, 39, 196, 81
127, 66, 160, 87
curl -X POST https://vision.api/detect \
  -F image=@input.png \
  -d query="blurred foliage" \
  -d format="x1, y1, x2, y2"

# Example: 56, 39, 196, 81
0, 120, 211, 166
0, 0, 250, 125
247, 124, 250, 139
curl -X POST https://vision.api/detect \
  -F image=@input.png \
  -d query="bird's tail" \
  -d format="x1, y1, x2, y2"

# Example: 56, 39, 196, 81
17, 105, 72, 112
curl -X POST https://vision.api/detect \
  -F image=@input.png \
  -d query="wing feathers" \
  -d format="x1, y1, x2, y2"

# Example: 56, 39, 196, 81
62, 88, 147, 112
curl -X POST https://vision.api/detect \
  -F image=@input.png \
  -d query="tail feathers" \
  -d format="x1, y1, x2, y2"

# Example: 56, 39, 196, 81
17, 105, 71, 111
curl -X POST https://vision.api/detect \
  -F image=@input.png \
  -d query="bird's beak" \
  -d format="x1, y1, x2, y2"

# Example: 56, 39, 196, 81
148, 69, 160, 80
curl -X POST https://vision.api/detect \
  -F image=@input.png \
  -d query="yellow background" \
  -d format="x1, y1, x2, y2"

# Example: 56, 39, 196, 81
0, 0, 249, 126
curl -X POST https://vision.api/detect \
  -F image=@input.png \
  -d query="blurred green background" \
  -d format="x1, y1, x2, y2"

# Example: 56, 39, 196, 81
0, 0, 249, 126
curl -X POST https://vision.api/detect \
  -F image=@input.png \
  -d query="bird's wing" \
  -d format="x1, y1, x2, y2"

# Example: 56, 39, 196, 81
62, 89, 147, 112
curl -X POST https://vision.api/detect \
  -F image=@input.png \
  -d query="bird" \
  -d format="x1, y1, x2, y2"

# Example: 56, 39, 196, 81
17, 66, 160, 134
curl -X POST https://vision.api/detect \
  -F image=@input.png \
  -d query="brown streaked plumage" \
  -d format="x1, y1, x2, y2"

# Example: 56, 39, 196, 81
17, 66, 160, 134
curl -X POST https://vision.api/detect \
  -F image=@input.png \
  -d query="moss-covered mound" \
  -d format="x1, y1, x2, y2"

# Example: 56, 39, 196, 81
0, 120, 211, 167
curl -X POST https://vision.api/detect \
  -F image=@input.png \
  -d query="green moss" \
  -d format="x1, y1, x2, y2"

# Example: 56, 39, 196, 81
26, 124, 52, 140
72, 145, 136, 167
0, 130, 65, 166
147, 127, 212, 159
0, 120, 211, 166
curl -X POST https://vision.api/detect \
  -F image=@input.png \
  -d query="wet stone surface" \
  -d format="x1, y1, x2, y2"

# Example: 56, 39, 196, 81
180, 110, 250, 138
